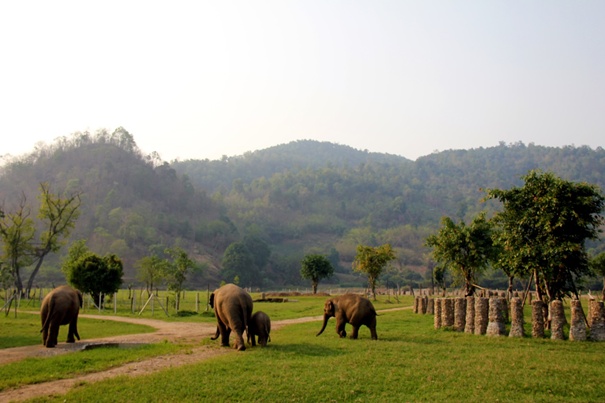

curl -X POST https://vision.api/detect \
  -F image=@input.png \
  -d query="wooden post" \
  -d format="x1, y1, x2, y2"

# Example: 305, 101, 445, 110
509, 297, 524, 338
532, 300, 545, 338
464, 297, 475, 334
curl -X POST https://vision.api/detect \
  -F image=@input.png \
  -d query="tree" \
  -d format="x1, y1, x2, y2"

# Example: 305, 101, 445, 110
164, 247, 196, 310
222, 242, 255, 287
487, 170, 604, 302
136, 255, 168, 297
65, 253, 124, 308
353, 244, 396, 300
425, 212, 496, 297
0, 183, 81, 296
300, 254, 334, 294
590, 252, 605, 301
0, 195, 35, 293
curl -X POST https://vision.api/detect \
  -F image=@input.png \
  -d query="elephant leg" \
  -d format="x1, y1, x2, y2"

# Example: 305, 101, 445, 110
67, 320, 78, 343
234, 331, 246, 351
368, 317, 378, 340
337, 322, 347, 338
250, 333, 257, 347
47, 323, 60, 348
350, 326, 360, 339
220, 327, 231, 347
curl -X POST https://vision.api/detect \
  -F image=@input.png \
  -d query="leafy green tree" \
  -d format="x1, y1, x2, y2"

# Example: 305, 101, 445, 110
353, 244, 396, 300
300, 254, 334, 294
590, 252, 605, 301
136, 255, 168, 297
425, 212, 496, 297
0, 183, 81, 296
222, 242, 255, 287
65, 253, 124, 308
164, 247, 196, 310
243, 235, 271, 271
487, 170, 604, 302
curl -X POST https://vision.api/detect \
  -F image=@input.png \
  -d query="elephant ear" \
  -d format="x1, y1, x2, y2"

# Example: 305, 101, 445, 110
326, 300, 335, 316
209, 293, 215, 308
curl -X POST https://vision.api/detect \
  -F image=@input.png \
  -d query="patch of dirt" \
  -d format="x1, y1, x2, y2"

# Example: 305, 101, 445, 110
0, 308, 407, 402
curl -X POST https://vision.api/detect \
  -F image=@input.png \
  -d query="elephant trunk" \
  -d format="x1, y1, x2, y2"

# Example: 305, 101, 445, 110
316, 314, 330, 336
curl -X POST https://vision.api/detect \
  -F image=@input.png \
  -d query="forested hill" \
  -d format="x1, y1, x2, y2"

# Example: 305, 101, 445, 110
171, 140, 411, 194
1, 131, 604, 290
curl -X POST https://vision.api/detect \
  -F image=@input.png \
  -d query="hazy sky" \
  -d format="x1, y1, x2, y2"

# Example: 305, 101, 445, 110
1, 1, 604, 162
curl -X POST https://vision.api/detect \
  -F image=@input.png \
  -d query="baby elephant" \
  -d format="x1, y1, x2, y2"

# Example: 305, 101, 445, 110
248, 311, 271, 347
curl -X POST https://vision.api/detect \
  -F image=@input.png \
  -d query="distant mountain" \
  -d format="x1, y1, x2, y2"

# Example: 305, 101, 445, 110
1, 132, 604, 291
172, 139, 412, 194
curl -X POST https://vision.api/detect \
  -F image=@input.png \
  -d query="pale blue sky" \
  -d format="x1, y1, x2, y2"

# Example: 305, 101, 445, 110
1, 1, 604, 162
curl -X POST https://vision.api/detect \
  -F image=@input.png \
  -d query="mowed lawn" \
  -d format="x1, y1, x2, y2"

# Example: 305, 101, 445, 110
9, 297, 602, 403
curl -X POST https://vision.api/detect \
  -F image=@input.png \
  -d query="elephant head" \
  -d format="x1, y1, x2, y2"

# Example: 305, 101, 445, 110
316, 298, 338, 337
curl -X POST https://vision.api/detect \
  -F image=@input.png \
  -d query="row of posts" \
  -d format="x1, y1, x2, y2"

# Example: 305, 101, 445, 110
414, 295, 605, 341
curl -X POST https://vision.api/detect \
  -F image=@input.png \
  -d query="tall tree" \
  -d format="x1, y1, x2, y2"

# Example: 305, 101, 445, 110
0, 195, 35, 293
0, 183, 81, 296
353, 244, 396, 300
487, 170, 604, 302
222, 242, 255, 287
425, 212, 496, 297
300, 254, 334, 294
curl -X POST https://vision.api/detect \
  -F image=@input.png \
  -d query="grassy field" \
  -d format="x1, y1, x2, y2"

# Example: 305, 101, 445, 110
3, 292, 605, 402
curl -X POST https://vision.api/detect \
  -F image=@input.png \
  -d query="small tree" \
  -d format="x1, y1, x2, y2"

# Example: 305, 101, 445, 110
164, 247, 196, 310
136, 255, 168, 297
353, 244, 396, 300
425, 212, 496, 297
300, 254, 334, 294
65, 253, 124, 308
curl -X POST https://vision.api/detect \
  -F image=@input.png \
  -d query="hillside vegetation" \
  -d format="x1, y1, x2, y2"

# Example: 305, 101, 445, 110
1, 129, 604, 290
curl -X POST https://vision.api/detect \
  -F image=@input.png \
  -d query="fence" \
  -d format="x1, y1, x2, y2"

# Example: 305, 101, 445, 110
415, 294, 605, 342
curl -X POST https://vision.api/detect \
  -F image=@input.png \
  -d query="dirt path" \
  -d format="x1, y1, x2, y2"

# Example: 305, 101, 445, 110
0, 308, 408, 402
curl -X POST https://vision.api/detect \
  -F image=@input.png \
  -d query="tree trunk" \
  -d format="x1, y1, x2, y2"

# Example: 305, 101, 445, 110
25, 254, 47, 297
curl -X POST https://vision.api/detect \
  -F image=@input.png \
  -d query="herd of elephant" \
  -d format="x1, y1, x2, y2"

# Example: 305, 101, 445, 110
39, 283, 379, 350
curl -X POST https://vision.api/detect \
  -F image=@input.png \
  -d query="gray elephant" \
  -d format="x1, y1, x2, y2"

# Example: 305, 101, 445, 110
40, 285, 83, 348
316, 294, 378, 340
209, 283, 253, 351
248, 311, 271, 347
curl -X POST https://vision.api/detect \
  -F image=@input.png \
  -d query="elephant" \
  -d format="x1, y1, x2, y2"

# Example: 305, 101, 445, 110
248, 311, 271, 347
209, 283, 253, 351
316, 294, 378, 340
40, 285, 83, 348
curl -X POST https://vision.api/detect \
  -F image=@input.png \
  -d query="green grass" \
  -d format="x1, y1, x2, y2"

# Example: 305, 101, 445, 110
5, 293, 604, 402
29, 308, 605, 403
0, 314, 155, 349
0, 342, 182, 392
